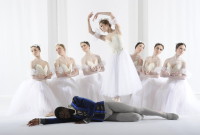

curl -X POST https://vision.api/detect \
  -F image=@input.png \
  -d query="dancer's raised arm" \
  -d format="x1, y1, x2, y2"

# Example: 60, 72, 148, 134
88, 12, 106, 41
93, 12, 115, 20
88, 12, 95, 35
94, 12, 121, 35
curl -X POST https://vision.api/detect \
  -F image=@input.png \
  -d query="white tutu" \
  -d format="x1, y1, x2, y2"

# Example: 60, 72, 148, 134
131, 77, 167, 109
154, 78, 200, 115
101, 49, 142, 97
77, 73, 104, 102
48, 77, 79, 107
8, 79, 59, 117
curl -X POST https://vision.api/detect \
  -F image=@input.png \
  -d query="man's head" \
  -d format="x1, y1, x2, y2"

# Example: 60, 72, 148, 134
54, 107, 72, 119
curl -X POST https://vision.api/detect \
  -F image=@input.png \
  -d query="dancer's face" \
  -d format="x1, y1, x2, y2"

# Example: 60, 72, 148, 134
154, 45, 164, 55
176, 45, 186, 56
80, 43, 90, 52
56, 45, 65, 56
58, 108, 71, 119
99, 23, 109, 32
31, 47, 40, 57
135, 44, 145, 53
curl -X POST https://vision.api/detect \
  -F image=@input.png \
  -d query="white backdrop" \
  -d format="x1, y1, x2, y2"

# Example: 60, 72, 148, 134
145, 0, 200, 92
0, 0, 49, 95
0, 0, 200, 96
66, 0, 135, 65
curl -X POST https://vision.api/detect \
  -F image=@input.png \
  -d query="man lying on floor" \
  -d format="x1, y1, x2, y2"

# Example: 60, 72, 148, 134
27, 96, 179, 126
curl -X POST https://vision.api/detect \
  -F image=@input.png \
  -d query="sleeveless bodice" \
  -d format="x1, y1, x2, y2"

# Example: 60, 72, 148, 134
144, 62, 156, 73
167, 60, 183, 74
87, 59, 98, 68
32, 64, 48, 76
57, 63, 73, 74
106, 34, 123, 53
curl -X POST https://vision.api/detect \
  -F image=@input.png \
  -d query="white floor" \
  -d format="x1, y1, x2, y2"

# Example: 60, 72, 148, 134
1, 96, 200, 135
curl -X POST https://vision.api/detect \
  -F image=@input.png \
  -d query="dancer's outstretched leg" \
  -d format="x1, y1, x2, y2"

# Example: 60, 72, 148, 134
105, 102, 179, 120
105, 112, 143, 122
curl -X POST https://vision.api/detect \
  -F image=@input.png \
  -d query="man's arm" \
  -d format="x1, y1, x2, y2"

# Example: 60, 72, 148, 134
27, 118, 76, 126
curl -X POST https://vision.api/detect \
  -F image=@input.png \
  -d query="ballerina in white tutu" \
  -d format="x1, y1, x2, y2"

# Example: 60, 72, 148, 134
78, 41, 104, 101
8, 45, 59, 117
88, 12, 142, 102
130, 42, 145, 78
131, 43, 165, 109
154, 43, 200, 114
49, 44, 79, 107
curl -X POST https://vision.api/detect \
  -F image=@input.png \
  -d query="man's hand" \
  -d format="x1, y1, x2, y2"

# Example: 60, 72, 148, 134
75, 120, 86, 124
27, 118, 40, 127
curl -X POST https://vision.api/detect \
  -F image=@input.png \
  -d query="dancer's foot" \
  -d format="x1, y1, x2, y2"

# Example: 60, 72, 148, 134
140, 114, 144, 120
165, 113, 179, 120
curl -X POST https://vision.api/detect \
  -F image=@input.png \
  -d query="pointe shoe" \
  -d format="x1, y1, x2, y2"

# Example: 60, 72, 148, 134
166, 113, 179, 120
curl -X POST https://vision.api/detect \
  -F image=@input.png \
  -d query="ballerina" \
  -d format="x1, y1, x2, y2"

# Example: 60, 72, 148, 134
154, 43, 200, 114
87, 12, 142, 102
131, 43, 165, 109
77, 41, 104, 101
8, 45, 59, 117
48, 44, 79, 107
130, 42, 145, 77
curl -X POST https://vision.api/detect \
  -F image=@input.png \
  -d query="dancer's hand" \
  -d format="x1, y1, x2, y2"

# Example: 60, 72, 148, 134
170, 72, 180, 77
64, 72, 71, 77
46, 72, 52, 79
161, 71, 170, 77
169, 73, 186, 80
27, 118, 40, 126
36, 74, 46, 80
93, 12, 100, 21
144, 71, 150, 75
88, 12, 93, 20
70, 70, 77, 76
96, 65, 102, 72
91, 66, 97, 72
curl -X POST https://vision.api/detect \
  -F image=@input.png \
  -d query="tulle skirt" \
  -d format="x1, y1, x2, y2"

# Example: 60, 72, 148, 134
101, 50, 142, 97
131, 77, 167, 109
8, 79, 60, 117
77, 73, 104, 102
154, 78, 200, 115
48, 77, 79, 107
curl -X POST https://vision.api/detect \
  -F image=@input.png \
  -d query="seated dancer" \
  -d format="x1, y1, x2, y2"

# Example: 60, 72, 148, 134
49, 44, 79, 107
27, 96, 179, 126
130, 41, 145, 77
9, 45, 59, 117
78, 41, 105, 101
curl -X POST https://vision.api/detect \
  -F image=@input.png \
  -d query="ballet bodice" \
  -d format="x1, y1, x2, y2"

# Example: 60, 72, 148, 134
144, 57, 161, 73
32, 64, 48, 76
106, 34, 123, 53
166, 60, 183, 74
57, 63, 73, 74
86, 59, 98, 68
144, 62, 156, 73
